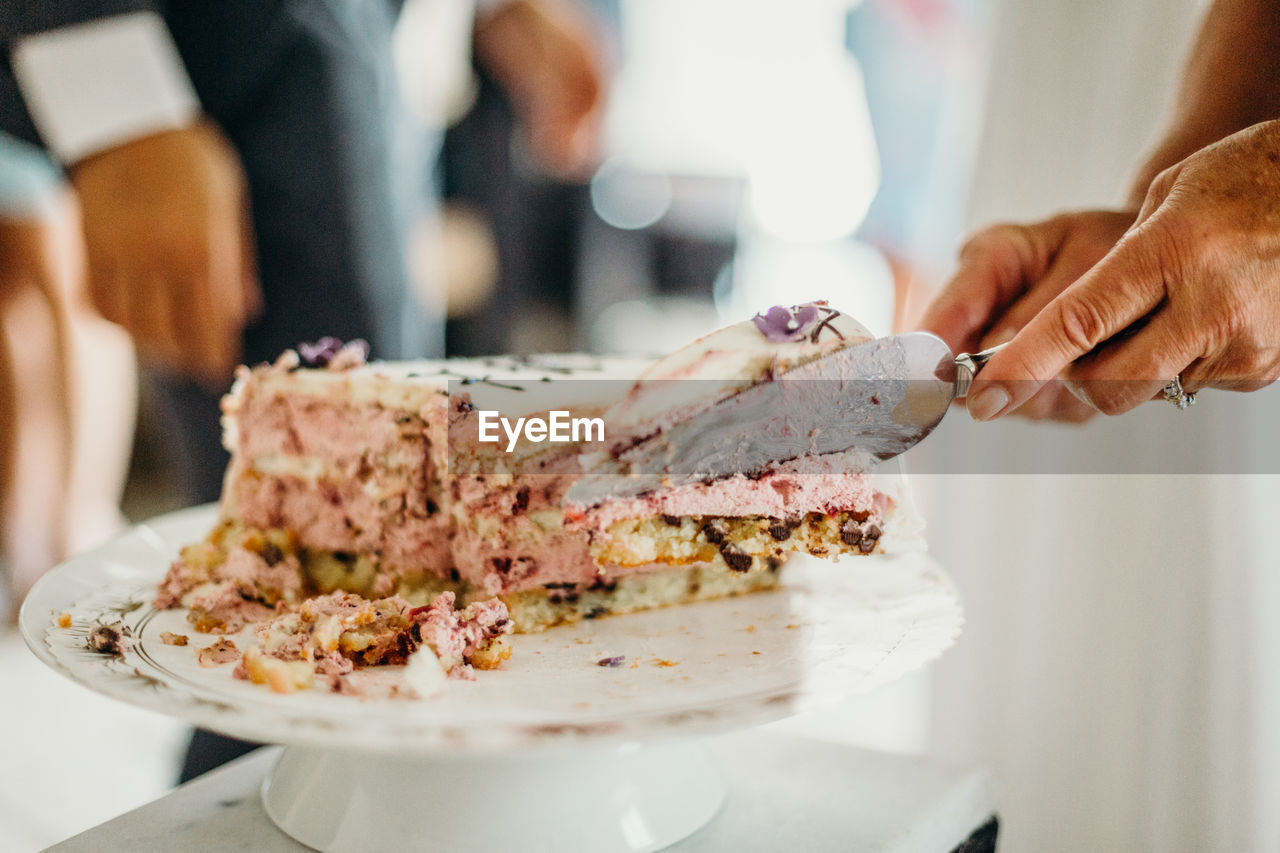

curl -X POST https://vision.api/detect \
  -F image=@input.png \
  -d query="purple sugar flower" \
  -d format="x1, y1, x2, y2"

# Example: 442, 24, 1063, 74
752, 303, 822, 342
297, 337, 370, 368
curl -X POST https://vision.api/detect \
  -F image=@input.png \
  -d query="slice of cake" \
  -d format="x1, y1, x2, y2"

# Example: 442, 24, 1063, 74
565, 303, 900, 573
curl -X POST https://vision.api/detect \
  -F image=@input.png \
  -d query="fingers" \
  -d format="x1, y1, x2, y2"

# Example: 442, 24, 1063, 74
965, 221, 1171, 420
185, 217, 245, 385
131, 270, 185, 368
90, 222, 248, 385
1136, 161, 1182, 224
977, 259, 1080, 351
975, 211, 1135, 350
84, 255, 125, 328
1059, 310, 1193, 415
918, 219, 1067, 355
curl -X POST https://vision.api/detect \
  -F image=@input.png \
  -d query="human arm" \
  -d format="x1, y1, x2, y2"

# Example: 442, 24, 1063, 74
921, 0, 1280, 420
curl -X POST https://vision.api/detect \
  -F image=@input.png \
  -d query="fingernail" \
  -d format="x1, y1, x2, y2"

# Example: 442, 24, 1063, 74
968, 386, 1011, 421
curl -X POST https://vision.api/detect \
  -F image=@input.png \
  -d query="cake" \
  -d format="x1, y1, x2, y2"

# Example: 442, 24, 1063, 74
564, 303, 897, 572
154, 304, 917, 693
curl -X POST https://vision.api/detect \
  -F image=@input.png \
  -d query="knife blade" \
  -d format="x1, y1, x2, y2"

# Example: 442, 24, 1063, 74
566, 333, 1002, 508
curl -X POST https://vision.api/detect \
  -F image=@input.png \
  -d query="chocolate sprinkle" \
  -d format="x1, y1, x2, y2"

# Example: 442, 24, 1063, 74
662, 514, 683, 527
840, 520, 863, 546
597, 656, 626, 667
701, 521, 727, 546
767, 522, 793, 542
719, 542, 753, 573
807, 309, 845, 344
514, 487, 530, 512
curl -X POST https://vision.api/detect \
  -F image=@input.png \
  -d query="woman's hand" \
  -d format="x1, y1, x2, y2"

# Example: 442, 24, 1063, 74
959, 120, 1280, 420
920, 210, 1134, 422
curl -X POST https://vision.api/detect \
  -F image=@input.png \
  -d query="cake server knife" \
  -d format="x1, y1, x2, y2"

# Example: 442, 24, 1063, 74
566, 334, 1005, 508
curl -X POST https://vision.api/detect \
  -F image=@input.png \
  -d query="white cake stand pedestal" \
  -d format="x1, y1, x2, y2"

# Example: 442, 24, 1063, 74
262, 740, 724, 853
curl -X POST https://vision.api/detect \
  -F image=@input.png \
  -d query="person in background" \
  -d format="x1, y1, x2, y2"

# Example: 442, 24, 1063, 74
1, 2, 434, 509
0, 132, 136, 622
413, 0, 611, 356
1, 1, 434, 782
921, 0, 1280, 420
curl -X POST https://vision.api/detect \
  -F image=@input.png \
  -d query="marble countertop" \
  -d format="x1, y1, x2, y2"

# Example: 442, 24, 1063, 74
46, 731, 996, 852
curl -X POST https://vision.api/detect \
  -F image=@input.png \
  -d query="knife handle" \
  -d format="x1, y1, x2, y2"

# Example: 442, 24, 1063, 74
953, 342, 1008, 399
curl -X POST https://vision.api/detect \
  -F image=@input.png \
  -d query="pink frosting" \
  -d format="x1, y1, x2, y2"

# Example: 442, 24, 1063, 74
187, 582, 275, 634
449, 471, 600, 594
236, 390, 434, 464
412, 591, 513, 680
233, 473, 451, 578
568, 454, 887, 532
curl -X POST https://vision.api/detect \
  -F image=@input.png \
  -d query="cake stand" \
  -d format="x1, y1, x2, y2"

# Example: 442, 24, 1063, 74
21, 505, 962, 853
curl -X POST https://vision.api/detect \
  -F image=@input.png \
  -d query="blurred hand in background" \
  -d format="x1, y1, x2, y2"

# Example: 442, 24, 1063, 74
474, 0, 609, 180
71, 121, 260, 387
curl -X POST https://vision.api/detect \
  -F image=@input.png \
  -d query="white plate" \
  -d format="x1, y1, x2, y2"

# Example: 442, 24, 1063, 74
20, 505, 961, 754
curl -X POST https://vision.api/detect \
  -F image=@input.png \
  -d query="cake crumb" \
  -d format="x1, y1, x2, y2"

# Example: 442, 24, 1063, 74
160, 632, 189, 646
87, 623, 128, 657
198, 638, 240, 667
56, 612, 72, 629
785, 623, 801, 630
745, 625, 756, 633
653, 658, 678, 668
